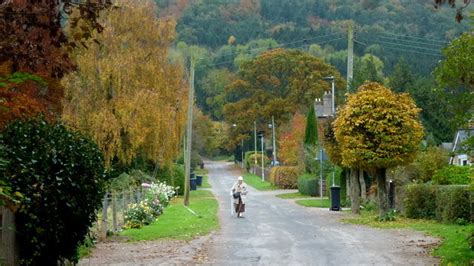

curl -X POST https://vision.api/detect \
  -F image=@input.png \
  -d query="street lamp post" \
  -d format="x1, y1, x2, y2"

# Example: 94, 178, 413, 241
268, 116, 277, 166
232, 123, 242, 167
322, 76, 337, 187
241, 138, 244, 168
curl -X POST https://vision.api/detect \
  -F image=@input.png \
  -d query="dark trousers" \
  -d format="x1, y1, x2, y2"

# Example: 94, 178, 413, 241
234, 197, 245, 213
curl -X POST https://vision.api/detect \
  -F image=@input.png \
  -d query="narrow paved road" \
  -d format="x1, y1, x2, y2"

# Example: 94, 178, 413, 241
205, 161, 438, 265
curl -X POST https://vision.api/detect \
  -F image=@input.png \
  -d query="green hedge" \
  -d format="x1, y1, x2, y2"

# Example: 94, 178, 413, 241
270, 166, 299, 189
404, 184, 437, 219
2, 119, 108, 264
435, 186, 471, 223
432, 165, 473, 185
298, 174, 319, 196
404, 184, 471, 223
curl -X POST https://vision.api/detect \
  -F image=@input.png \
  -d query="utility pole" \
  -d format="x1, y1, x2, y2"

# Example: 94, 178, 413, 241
271, 116, 277, 165
261, 133, 265, 182
184, 59, 194, 206
320, 147, 323, 201
254, 121, 257, 169
346, 21, 354, 93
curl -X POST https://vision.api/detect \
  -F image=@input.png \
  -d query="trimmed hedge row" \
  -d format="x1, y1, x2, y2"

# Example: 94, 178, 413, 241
270, 166, 299, 189
298, 174, 319, 196
404, 184, 472, 223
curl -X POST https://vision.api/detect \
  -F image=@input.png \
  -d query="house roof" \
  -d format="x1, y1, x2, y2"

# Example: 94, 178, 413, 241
452, 128, 474, 152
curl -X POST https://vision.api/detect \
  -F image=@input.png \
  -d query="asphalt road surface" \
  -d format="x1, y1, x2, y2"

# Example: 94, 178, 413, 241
205, 161, 438, 266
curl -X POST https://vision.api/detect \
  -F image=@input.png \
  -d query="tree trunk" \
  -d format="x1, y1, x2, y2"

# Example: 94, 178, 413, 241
359, 169, 367, 201
350, 168, 361, 214
377, 168, 389, 217
346, 169, 351, 198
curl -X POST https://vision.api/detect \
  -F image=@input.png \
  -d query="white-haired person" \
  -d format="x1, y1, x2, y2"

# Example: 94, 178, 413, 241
231, 176, 248, 218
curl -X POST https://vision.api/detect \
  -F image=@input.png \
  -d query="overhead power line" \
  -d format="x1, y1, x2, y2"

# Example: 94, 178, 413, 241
362, 38, 442, 53
354, 37, 442, 57
198, 36, 345, 68
379, 45, 443, 57
381, 32, 448, 44
214, 32, 344, 59
378, 35, 445, 49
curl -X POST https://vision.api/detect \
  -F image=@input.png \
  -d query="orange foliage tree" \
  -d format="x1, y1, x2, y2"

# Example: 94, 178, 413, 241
278, 112, 306, 167
0, 0, 111, 128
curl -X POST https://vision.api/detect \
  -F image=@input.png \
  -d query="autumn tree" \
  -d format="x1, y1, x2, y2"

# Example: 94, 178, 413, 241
278, 112, 305, 167
224, 48, 344, 149
322, 116, 361, 214
0, 0, 111, 127
334, 82, 424, 216
62, 0, 187, 167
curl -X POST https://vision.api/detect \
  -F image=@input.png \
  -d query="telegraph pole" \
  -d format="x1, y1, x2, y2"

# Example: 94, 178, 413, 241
346, 21, 354, 93
271, 116, 277, 165
184, 59, 194, 206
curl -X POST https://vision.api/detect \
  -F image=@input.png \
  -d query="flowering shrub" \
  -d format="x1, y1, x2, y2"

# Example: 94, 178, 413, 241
124, 201, 154, 229
147, 181, 176, 207
124, 181, 177, 228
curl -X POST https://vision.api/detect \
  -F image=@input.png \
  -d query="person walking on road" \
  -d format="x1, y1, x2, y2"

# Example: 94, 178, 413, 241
231, 176, 248, 218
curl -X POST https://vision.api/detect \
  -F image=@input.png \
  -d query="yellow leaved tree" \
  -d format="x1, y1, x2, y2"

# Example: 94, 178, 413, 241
334, 82, 424, 217
62, 0, 187, 167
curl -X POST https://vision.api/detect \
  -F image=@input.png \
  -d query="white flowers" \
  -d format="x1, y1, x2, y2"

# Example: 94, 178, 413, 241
124, 181, 177, 228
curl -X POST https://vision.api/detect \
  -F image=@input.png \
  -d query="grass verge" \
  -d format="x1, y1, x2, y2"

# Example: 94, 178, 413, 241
295, 198, 330, 208
121, 189, 219, 241
276, 192, 314, 199
343, 211, 474, 265
243, 173, 278, 191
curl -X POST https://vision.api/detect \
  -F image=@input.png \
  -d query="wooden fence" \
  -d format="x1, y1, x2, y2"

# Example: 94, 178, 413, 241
0, 206, 17, 266
97, 189, 144, 240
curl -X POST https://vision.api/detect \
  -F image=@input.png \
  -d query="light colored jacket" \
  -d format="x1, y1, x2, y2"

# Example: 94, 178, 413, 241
230, 182, 248, 204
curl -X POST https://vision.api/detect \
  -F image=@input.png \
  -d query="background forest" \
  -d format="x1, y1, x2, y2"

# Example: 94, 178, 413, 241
152, 0, 473, 157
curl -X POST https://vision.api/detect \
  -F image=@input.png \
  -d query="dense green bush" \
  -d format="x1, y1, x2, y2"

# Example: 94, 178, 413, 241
270, 166, 299, 189
297, 174, 319, 196
404, 184, 437, 219
412, 147, 448, 182
436, 186, 471, 223
191, 150, 203, 169
432, 165, 473, 185
0, 140, 17, 208
325, 166, 343, 196
404, 184, 471, 223
156, 164, 185, 195
1, 119, 108, 265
